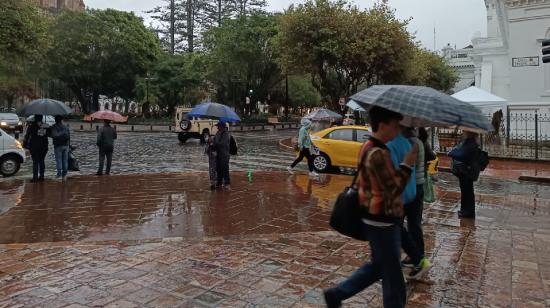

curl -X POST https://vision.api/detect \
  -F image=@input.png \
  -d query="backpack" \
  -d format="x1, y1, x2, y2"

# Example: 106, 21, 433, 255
52, 125, 69, 147
229, 135, 238, 155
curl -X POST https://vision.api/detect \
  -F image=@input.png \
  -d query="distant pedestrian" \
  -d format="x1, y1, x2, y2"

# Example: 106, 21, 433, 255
96, 120, 117, 176
205, 135, 217, 190
50, 115, 70, 182
418, 127, 437, 203
449, 131, 480, 219
24, 115, 50, 182
323, 106, 417, 308
213, 121, 231, 190
287, 119, 319, 177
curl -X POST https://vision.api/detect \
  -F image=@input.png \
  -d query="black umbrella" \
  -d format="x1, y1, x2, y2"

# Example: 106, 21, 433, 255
18, 99, 73, 116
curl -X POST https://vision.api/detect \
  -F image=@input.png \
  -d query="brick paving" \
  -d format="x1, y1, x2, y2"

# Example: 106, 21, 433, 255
1, 172, 550, 307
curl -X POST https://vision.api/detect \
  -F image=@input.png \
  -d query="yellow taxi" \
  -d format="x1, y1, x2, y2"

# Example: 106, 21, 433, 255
309, 125, 439, 174
310, 125, 371, 172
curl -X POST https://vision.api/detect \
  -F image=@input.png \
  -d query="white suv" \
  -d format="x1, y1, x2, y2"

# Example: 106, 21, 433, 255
0, 128, 26, 177
174, 107, 219, 143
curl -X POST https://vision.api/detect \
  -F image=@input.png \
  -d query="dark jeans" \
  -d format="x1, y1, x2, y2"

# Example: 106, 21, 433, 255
290, 147, 314, 172
31, 150, 47, 180
98, 147, 113, 174
216, 156, 230, 186
327, 223, 406, 308
402, 184, 425, 258
459, 176, 475, 216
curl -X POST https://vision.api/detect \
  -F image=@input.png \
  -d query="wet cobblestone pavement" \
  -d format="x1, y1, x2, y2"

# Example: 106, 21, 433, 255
1, 169, 550, 307
12, 131, 303, 179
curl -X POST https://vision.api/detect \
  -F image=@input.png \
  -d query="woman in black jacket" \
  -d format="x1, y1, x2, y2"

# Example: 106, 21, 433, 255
24, 115, 50, 182
449, 132, 480, 219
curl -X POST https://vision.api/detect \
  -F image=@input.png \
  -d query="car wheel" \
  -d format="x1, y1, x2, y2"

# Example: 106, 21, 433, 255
313, 153, 332, 173
200, 130, 210, 144
179, 120, 191, 131
178, 132, 188, 144
0, 155, 21, 177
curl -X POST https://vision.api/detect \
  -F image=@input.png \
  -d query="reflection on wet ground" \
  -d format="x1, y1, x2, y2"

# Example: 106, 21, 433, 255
1, 171, 549, 306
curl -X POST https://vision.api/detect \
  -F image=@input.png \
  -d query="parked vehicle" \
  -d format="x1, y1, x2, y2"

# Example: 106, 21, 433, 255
26, 115, 55, 126
174, 107, 219, 143
0, 113, 24, 134
342, 113, 356, 126
0, 128, 26, 177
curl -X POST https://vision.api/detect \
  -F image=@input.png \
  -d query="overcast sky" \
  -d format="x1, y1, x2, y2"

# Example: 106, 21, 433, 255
85, 0, 487, 51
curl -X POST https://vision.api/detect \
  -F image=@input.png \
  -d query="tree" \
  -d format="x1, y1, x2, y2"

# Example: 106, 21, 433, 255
276, 0, 415, 111
147, 0, 187, 54
0, 0, 49, 109
48, 9, 161, 113
203, 12, 283, 113
404, 48, 458, 93
148, 53, 207, 114
288, 75, 321, 108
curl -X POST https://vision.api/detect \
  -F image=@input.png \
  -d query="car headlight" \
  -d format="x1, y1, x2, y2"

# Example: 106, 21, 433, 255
18, 121, 22, 126
0, 121, 6, 126
15, 140, 23, 149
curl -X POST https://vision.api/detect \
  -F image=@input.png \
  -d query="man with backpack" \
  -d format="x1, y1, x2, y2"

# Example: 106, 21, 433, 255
213, 121, 236, 190
50, 115, 70, 182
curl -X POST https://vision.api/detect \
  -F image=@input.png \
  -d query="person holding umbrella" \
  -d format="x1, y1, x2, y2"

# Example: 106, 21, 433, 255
213, 121, 231, 190
96, 120, 117, 176
23, 115, 50, 182
287, 119, 319, 177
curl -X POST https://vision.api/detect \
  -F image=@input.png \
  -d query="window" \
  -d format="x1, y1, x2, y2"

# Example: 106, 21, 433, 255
327, 129, 354, 141
356, 129, 371, 143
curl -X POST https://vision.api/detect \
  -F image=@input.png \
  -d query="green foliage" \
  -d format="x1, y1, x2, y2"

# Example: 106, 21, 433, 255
288, 75, 321, 108
147, 53, 207, 114
48, 9, 161, 113
404, 49, 458, 93
0, 0, 49, 107
276, 0, 415, 110
203, 12, 282, 112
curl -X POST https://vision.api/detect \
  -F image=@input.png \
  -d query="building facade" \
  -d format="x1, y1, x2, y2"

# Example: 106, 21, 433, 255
32, 0, 85, 12
444, 0, 550, 106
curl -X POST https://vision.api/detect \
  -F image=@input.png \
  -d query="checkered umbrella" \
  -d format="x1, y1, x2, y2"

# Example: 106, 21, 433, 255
351, 85, 493, 133
304, 108, 343, 122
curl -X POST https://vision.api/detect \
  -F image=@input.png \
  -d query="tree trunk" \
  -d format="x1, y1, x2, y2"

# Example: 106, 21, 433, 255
170, 0, 175, 54
218, 0, 222, 26
92, 91, 100, 112
124, 99, 130, 114
187, 0, 194, 52
69, 85, 88, 114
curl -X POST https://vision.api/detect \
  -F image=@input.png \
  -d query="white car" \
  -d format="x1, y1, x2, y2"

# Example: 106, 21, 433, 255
0, 128, 26, 177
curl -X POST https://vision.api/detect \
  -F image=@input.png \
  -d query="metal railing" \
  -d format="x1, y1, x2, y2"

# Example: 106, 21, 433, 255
431, 111, 550, 161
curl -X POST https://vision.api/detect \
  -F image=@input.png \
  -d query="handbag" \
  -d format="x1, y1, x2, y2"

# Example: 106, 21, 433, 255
329, 150, 368, 241
68, 148, 80, 172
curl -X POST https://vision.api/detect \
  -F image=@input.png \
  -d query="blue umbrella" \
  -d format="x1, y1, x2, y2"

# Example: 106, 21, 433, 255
187, 102, 241, 122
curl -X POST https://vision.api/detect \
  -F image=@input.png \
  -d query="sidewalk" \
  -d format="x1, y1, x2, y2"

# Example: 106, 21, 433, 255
0, 172, 549, 307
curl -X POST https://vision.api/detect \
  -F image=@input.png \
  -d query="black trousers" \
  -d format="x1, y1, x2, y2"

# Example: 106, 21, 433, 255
216, 155, 230, 186
459, 176, 475, 216
98, 147, 113, 174
31, 149, 47, 179
290, 147, 314, 172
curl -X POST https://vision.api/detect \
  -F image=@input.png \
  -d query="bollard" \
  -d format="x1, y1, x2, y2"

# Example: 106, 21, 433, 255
131, 125, 134, 131
96, 125, 99, 131
150, 125, 153, 131
169, 126, 172, 131
80, 125, 83, 130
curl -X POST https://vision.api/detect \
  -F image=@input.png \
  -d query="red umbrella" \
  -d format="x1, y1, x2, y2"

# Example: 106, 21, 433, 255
89, 110, 127, 123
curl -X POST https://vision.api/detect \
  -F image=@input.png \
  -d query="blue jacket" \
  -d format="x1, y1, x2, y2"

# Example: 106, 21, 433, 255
449, 138, 478, 163
387, 133, 416, 204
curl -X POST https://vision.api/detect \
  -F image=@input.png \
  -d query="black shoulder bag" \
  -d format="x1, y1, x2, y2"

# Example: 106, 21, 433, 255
329, 149, 369, 241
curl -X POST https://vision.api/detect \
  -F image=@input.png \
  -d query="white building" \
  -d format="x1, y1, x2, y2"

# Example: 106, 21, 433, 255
444, 0, 550, 112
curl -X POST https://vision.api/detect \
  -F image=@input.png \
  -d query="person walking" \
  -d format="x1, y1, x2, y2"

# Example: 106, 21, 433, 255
323, 106, 417, 308
449, 131, 480, 219
213, 121, 231, 190
96, 120, 117, 176
24, 115, 50, 182
386, 127, 431, 280
50, 115, 70, 182
287, 119, 319, 177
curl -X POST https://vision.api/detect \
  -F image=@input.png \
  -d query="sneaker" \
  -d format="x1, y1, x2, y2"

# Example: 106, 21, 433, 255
286, 167, 294, 174
309, 171, 319, 177
96, 172, 103, 176
405, 258, 431, 280
322, 289, 341, 308
401, 257, 415, 268
223, 185, 231, 191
